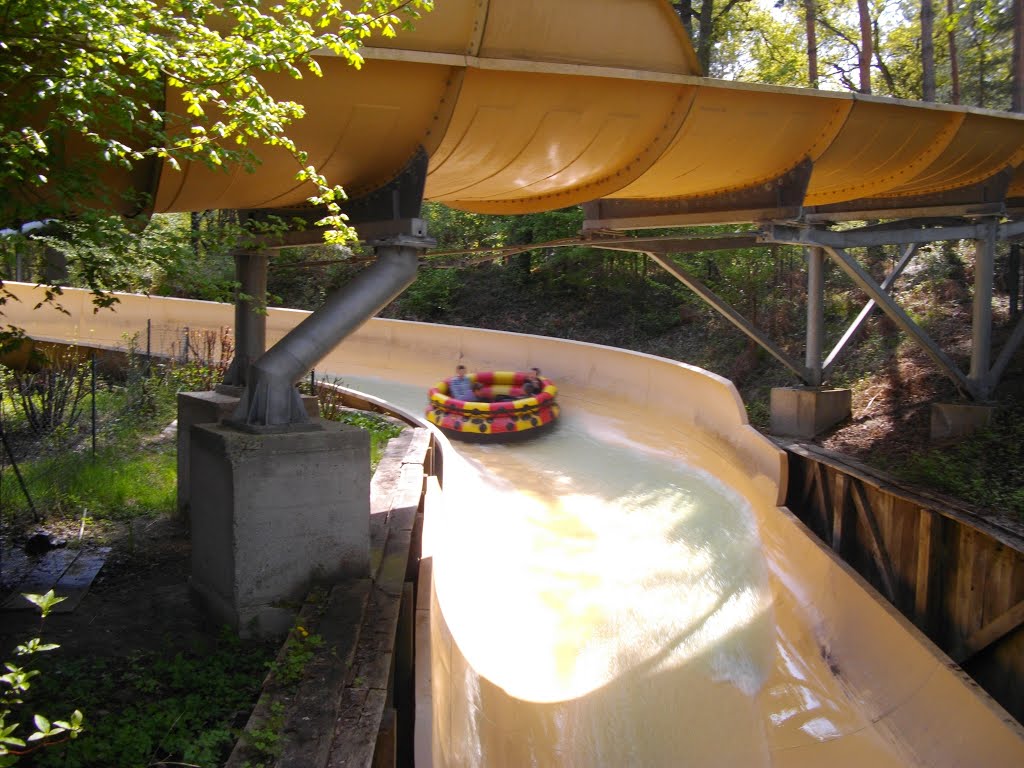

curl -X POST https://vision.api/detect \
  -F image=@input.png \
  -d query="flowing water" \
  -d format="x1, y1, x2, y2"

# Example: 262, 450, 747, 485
342, 375, 923, 766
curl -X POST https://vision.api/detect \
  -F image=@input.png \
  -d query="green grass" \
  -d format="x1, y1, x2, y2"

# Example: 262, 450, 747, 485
1, 445, 176, 520
328, 410, 404, 470
893, 406, 1024, 519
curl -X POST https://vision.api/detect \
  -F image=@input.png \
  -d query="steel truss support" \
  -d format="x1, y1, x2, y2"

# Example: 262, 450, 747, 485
823, 244, 977, 399
230, 147, 434, 429
640, 251, 811, 382
766, 217, 1024, 401
806, 246, 825, 386
822, 243, 919, 379
970, 219, 997, 397
223, 249, 270, 387
232, 239, 425, 428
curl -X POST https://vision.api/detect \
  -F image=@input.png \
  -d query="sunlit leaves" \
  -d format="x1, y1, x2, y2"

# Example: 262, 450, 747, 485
1, 0, 434, 237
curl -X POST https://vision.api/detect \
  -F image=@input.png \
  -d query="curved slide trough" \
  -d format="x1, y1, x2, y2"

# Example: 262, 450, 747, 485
6, 284, 1024, 766
23, 0, 1024, 221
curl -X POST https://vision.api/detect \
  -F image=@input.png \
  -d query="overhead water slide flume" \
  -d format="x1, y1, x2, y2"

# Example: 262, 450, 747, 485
149, 0, 1024, 218
7, 286, 1024, 765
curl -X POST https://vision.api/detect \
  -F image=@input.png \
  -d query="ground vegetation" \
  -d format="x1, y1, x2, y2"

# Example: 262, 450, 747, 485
0, 346, 403, 766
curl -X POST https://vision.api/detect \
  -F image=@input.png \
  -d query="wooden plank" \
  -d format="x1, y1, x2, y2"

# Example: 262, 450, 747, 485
885, 494, 912, 610
780, 441, 1024, 550
981, 546, 1013, 629
812, 461, 831, 536
51, 547, 111, 613
401, 428, 431, 467
967, 533, 994, 646
800, 455, 815, 500
953, 599, 1024, 664
373, 708, 397, 768
831, 471, 848, 554
952, 527, 978, 654
1, 548, 80, 610
850, 479, 896, 603
914, 510, 943, 635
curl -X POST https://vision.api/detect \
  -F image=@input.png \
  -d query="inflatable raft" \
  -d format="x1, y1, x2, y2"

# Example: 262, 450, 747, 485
425, 371, 560, 440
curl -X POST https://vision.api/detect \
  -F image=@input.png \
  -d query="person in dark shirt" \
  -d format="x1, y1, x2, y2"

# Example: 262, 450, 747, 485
523, 367, 544, 396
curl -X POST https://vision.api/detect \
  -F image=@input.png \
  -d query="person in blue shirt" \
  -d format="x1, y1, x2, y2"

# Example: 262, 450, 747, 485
449, 364, 476, 401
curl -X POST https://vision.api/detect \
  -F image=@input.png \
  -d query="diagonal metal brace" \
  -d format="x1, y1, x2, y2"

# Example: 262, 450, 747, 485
641, 250, 811, 383
823, 245, 979, 400
822, 243, 919, 379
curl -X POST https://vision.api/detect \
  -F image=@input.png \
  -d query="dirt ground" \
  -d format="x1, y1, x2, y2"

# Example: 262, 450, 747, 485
0, 515, 213, 662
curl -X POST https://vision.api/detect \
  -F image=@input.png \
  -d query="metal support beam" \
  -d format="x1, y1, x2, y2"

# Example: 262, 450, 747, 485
824, 246, 978, 399
806, 246, 825, 386
643, 251, 811, 382
766, 222, 989, 249
223, 249, 269, 387
822, 244, 919, 378
232, 241, 426, 429
989, 308, 1024, 388
969, 218, 997, 398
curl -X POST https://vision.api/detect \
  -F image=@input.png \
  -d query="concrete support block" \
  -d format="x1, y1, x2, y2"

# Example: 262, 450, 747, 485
189, 421, 370, 636
177, 390, 320, 518
770, 387, 852, 439
177, 391, 242, 519
930, 402, 994, 440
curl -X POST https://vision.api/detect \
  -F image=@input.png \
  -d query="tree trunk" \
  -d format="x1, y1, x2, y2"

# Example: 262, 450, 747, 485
673, 0, 694, 37
190, 211, 203, 260
922, 0, 936, 100
947, 0, 961, 104
1014, 0, 1024, 111
805, 0, 819, 88
697, 0, 715, 73
857, 0, 873, 93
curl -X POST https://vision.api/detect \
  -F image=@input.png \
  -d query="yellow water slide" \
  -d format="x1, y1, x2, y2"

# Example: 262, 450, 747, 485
151, 0, 1024, 220
5, 284, 1024, 766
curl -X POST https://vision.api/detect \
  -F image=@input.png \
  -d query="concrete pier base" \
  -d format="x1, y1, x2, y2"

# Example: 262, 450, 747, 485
930, 402, 994, 440
177, 390, 320, 518
178, 391, 241, 519
189, 421, 370, 637
770, 387, 852, 439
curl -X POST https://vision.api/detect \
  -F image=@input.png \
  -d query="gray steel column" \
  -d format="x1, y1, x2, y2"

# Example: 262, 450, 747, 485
224, 249, 269, 386
233, 243, 421, 428
806, 246, 825, 386
969, 219, 996, 397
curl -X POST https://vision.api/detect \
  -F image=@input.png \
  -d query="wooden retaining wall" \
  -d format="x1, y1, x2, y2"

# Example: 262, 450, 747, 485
781, 441, 1024, 725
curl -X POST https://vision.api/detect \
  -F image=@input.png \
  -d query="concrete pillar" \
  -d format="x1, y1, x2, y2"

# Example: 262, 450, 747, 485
770, 387, 851, 439
806, 246, 825, 386
969, 220, 996, 398
224, 249, 269, 386
930, 402, 994, 440
189, 421, 370, 637
177, 390, 320, 519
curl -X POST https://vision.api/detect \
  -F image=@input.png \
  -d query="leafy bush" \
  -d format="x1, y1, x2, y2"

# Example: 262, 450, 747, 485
26, 630, 273, 768
1, 591, 84, 766
394, 267, 460, 319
